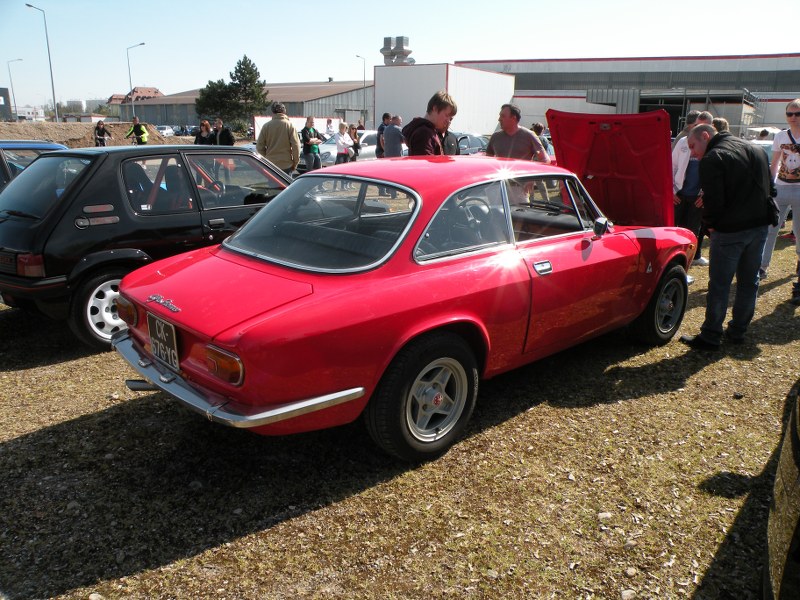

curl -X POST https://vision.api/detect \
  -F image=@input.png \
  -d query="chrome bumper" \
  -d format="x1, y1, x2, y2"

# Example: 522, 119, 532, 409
112, 332, 365, 429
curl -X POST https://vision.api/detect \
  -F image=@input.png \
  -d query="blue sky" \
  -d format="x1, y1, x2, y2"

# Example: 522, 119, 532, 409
1, 0, 795, 108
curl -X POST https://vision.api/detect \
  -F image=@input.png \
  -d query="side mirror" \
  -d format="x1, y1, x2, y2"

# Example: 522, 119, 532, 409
593, 217, 612, 238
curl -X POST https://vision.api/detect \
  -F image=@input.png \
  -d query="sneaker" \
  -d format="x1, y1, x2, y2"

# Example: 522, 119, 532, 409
680, 334, 721, 351
692, 256, 709, 266
686, 275, 695, 285
758, 268, 768, 280
780, 232, 796, 241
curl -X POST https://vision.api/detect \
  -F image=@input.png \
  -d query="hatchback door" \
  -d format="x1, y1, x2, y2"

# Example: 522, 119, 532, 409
183, 151, 289, 242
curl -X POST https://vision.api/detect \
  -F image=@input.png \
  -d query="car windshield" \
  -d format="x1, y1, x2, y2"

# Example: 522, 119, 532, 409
0, 155, 93, 219
225, 175, 418, 272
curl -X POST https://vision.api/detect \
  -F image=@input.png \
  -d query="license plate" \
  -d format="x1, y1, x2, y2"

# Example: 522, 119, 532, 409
147, 313, 180, 371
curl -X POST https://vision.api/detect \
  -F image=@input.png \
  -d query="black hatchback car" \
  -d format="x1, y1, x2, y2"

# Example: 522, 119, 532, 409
0, 145, 291, 349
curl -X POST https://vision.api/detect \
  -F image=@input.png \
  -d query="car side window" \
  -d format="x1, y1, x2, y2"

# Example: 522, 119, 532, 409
507, 177, 586, 242
122, 156, 196, 214
185, 154, 286, 209
566, 178, 597, 228
416, 181, 509, 260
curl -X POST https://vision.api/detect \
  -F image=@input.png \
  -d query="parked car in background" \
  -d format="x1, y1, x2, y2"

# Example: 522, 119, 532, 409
171, 125, 192, 136
0, 140, 67, 192
455, 133, 488, 155
0, 145, 291, 349
113, 118, 695, 462
319, 129, 381, 167
764, 387, 800, 600
156, 125, 175, 137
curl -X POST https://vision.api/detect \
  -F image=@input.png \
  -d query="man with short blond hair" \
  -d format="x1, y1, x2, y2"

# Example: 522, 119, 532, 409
402, 91, 458, 156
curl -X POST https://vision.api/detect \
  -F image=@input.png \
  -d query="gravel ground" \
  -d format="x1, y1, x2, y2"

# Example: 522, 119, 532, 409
0, 224, 798, 599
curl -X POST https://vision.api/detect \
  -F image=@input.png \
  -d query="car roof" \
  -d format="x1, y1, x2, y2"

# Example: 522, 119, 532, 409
42, 145, 260, 157
313, 155, 572, 192
0, 140, 68, 150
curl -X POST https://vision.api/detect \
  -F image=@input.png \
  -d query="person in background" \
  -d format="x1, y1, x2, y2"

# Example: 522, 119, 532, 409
256, 102, 300, 176
712, 117, 729, 132
333, 122, 353, 165
348, 124, 361, 161
356, 118, 365, 131
124, 116, 148, 145
94, 121, 111, 146
486, 103, 550, 163
679, 124, 773, 350
531, 122, 553, 158
673, 111, 714, 270
193, 120, 213, 145
673, 110, 700, 150
376, 112, 391, 159
211, 117, 235, 146
383, 115, 404, 158
441, 130, 460, 155
402, 91, 458, 156
325, 118, 335, 137
300, 116, 324, 171
759, 98, 800, 298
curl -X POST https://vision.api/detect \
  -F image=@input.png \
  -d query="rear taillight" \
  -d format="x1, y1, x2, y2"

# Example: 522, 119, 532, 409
115, 295, 138, 328
205, 346, 244, 386
16, 254, 44, 277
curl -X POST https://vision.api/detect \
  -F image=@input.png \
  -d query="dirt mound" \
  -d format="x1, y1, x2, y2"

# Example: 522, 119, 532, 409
0, 121, 169, 148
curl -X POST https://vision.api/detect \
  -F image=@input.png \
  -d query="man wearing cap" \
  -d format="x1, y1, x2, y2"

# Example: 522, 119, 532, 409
256, 102, 300, 176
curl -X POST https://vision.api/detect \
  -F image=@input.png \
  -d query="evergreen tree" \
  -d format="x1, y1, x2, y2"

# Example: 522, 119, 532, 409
228, 55, 269, 121
194, 56, 269, 123
195, 79, 232, 121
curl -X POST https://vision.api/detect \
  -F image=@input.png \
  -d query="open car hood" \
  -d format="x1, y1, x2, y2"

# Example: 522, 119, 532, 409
546, 109, 673, 227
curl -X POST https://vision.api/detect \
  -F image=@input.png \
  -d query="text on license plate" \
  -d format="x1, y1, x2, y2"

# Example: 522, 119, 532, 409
147, 313, 179, 371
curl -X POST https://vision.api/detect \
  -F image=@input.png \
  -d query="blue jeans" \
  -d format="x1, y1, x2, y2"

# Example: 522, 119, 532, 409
700, 225, 769, 343
761, 183, 800, 270
304, 152, 321, 171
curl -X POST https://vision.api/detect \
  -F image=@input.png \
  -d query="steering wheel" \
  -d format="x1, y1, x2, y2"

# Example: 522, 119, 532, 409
456, 197, 491, 228
210, 179, 226, 198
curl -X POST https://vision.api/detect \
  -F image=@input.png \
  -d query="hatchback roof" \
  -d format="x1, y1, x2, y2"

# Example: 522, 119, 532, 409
0, 139, 67, 150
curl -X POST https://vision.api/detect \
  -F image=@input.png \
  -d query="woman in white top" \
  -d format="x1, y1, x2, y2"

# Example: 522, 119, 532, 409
760, 98, 800, 291
334, 122, 354, 165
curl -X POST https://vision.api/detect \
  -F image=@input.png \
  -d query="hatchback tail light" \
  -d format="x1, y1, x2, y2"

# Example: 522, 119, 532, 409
17, 254, 44, 277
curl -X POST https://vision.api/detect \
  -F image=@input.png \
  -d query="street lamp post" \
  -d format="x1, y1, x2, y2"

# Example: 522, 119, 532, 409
6, 59, 22, 121
126, 42, 145, 119
25, 4, 58, 122
355, 55, 366, 127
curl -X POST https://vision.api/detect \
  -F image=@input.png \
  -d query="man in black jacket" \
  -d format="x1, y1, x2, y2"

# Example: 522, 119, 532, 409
211, 117, 235, 146
680, 124, 773, 350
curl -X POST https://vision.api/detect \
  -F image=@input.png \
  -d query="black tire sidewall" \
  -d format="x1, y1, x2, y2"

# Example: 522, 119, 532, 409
366, 332, 478, 462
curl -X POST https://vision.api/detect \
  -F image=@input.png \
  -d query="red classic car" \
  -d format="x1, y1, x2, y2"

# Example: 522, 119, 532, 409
113, 112, 696, 461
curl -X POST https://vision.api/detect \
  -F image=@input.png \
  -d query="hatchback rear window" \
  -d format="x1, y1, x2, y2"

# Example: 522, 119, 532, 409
0, 155, 93, 219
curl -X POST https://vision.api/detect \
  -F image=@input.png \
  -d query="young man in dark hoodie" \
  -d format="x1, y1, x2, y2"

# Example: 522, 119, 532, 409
402, 91, 457, 156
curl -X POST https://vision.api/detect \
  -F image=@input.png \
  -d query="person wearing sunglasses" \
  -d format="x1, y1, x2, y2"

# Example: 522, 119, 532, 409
759, 98, 800, 303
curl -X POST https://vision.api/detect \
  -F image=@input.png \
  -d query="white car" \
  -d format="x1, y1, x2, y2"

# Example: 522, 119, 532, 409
156, 125, 174, 137
318, 129, 380, 167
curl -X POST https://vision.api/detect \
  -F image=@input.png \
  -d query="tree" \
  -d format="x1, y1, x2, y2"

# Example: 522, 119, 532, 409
195, 79, 233, 121
194, 55, 269, 123
228, 55, 269, 121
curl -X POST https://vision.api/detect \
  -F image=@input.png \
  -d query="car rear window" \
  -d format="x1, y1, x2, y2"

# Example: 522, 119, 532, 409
0, 155, 93, 219
225, 176, 417, 272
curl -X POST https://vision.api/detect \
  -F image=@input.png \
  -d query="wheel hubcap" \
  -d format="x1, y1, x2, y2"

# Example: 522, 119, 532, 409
406, 357, 468, 443
86, 278, 125, 341
656, 279, 685, 334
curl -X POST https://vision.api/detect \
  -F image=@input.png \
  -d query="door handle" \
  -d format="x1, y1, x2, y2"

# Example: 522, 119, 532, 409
208, 218, 225, 229
533, 260, 552, 275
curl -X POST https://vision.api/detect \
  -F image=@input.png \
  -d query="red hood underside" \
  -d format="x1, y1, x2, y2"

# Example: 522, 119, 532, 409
546, 109, 674, 227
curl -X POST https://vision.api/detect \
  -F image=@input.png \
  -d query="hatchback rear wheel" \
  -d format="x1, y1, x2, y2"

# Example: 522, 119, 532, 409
69, 269, 128, 350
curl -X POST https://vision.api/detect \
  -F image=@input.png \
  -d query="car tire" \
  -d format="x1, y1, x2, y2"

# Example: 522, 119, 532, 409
630, 264, 688, 346
364, 332, 478, 462
68, 269, 128, 350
